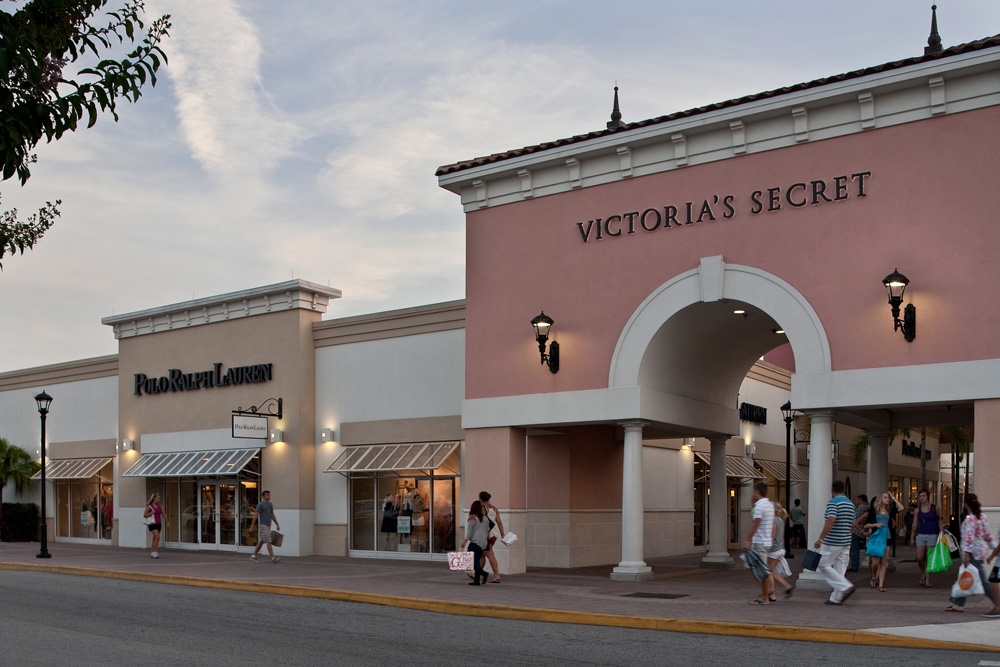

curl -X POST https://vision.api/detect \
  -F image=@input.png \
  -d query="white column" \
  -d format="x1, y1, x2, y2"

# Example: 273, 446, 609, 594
806, 412, 834, 545
701, 435, 735, 568
796, 411, 835, 591
611, 421, 653, 581
867, 431, 889, 500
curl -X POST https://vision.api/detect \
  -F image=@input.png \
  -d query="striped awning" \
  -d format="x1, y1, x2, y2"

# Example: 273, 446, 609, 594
695, 453, 765, 480
756, 459, 809, 483
122, 448, 260, 478
32, 457, 113, 480
325, 441, 460, 475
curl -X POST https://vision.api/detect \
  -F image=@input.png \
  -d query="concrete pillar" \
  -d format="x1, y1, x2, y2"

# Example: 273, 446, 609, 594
611, 421, 653, 581
806, 412, 833, 545
975, 399, 1000, 531
701, 435, 735, 568
867, 430, 890, 500
796, 411, 834, 591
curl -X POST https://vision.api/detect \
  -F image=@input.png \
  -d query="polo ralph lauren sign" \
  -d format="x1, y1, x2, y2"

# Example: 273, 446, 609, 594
134, 362, 273, 396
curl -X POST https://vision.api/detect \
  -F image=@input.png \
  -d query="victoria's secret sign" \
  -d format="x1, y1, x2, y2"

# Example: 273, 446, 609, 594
134, 362, 273, 396
575, 171, 871, 243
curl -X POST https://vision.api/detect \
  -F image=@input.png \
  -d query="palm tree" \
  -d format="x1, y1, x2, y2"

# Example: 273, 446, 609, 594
0, 437, 41, 541
848, 428, 910, 467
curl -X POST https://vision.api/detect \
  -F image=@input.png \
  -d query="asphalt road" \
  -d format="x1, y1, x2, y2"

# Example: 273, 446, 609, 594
0, 571, 996, 666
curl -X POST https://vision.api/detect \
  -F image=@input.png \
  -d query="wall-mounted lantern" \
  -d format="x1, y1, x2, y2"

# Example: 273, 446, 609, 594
530, 311, 559, 373
882, 268, 916, 342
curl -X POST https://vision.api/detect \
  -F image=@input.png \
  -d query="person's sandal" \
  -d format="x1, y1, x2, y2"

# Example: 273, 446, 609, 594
768, 594, 777, 602
748, 598, 769, 605
944, 605, 964, 613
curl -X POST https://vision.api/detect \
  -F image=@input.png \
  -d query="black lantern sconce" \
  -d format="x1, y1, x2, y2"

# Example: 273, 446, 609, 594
882, 269, 916, 342
530, 311, 559, 373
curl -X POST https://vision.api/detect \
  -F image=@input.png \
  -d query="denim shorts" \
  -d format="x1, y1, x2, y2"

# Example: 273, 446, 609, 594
915, 533, 937, 547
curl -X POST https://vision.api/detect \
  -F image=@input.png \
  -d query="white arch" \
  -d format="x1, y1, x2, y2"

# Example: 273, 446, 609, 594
609, 256, 831, 388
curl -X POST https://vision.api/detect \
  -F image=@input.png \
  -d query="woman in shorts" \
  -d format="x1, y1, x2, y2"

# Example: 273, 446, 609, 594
910, 488, 944, 587
143, 492, 167, 559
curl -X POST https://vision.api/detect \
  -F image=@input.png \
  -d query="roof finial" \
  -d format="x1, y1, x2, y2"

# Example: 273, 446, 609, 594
925, 4, 942, 55
607, 84, 623, 130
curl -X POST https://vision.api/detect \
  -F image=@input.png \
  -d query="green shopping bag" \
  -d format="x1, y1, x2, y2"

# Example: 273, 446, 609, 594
927, 537, 953, 574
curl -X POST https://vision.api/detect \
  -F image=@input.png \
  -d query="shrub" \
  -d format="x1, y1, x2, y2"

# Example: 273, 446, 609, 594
1, 503, 40, 542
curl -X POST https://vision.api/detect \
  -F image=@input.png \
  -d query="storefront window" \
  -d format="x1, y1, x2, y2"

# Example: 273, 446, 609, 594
351, 474, 458, 555
54, 461, 113, 541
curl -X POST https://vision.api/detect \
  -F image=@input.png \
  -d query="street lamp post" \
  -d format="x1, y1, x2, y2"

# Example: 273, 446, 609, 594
780, 401, 794, 559
35, 390, 53, 559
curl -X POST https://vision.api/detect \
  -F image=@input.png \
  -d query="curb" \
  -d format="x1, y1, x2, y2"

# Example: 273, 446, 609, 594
3, 561, 997, 653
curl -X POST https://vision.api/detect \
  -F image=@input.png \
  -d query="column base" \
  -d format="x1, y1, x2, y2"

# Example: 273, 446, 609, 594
700, 551, 736, 569
794, 570, 831, 591
611, 564, 654, 581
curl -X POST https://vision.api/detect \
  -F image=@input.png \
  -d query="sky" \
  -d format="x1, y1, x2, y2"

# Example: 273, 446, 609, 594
2, 0, 999, 372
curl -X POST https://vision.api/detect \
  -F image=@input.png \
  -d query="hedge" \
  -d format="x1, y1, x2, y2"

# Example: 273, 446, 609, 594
0, 503, 40, 542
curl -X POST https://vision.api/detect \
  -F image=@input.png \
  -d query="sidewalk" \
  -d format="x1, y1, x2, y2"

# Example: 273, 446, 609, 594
2, 542, 997, 652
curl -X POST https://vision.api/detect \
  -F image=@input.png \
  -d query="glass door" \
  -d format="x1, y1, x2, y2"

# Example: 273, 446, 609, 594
198, 482, 239, 550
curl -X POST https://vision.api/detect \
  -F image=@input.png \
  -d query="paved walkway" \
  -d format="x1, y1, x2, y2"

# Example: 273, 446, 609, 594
2, 542, 998, 652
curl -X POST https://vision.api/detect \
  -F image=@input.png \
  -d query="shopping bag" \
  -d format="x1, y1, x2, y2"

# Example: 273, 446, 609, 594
500, 532, 518, 545
740, 549, 772, 582
926, 538, 953, 574
801, 549, 822, 572
269, 530, 284, 547
866, 526, 887, 558
951, 564, 985, 598
941, 529, 959, 554
447, 551, 474, 571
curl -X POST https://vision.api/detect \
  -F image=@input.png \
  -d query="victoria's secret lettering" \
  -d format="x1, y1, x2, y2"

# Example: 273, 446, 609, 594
575, 171, 871, 243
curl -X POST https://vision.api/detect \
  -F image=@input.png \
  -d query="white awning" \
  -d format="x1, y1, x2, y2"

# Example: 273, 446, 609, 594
325, 441, 460, 475
756, 459, 809, 483
32, 457, 113, 480
695, 453, 765, 480
122, 448, 260, 477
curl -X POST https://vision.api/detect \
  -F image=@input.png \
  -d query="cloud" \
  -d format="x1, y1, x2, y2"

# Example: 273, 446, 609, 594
146, 0, 304, 198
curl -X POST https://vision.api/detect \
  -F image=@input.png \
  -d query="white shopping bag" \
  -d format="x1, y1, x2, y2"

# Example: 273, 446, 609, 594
500, 532, 518, 545
951, 563, 985, 598
447, 551, 474, 571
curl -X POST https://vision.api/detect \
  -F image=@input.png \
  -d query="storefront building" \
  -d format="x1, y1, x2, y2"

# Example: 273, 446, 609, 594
1, 32, 995, 575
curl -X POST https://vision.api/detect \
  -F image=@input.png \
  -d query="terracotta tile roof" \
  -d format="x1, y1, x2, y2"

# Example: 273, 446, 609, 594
436, 35, 1000, 177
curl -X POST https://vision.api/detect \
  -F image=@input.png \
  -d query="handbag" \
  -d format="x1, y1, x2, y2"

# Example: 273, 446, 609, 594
143, 506, 154, 525
801, 549, 822, 571
447, 551, 474, 571
926, 538, 953, 573
866, 526, 888, 558
951, 563, 985, 598
488, 518, 496, 531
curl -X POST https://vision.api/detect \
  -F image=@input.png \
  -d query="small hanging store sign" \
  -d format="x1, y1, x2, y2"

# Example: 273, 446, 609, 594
232, 415, 269, 439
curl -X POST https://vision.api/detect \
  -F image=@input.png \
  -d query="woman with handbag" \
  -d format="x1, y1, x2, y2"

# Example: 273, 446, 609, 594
142, 493, 167, 559
460, 500, 490, 586
861, 491, 902, 592
945, 493, 997, 613
911, 487, 945, 587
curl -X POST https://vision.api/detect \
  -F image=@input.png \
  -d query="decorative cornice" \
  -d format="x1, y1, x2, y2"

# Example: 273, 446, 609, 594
438, 46, 1000, 212
101, 280, 342, 340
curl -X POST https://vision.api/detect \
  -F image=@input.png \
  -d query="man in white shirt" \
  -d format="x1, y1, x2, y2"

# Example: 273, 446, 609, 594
745, 482, 775, 605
